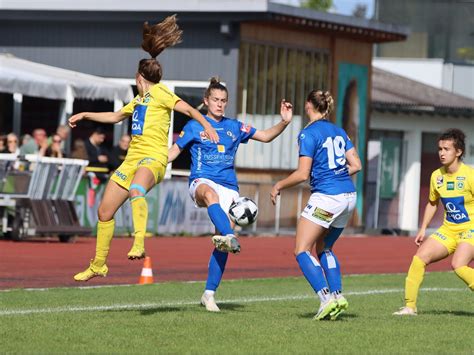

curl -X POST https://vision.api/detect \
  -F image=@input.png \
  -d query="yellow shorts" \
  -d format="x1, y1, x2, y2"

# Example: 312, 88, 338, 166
430, 225, 474, 254
110, 156, 166, 190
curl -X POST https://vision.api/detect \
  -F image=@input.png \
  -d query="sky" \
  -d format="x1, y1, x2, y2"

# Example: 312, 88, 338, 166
271, 0, 375, 18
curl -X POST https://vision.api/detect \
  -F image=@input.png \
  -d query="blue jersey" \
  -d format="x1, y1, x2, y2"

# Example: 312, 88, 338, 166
176, 116, 256, 191
298, 119, 356, 195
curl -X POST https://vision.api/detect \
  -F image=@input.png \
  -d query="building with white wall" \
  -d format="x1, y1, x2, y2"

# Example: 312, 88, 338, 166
368, 68, 474, 233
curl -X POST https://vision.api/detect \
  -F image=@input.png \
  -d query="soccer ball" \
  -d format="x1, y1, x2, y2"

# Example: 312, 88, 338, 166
228, 197, 258, 226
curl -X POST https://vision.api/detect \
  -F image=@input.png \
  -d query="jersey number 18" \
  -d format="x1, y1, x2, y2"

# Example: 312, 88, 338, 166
322, 136, 346, 169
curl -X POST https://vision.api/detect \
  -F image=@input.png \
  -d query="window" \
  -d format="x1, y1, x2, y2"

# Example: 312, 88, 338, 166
238, 42, 329, 117
237, 42, 330, 169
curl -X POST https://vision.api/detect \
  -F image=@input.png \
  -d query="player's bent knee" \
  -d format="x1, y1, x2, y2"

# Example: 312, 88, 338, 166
98, 207, 114, 222
414, 250, 433, 265
129, 183, 147, 199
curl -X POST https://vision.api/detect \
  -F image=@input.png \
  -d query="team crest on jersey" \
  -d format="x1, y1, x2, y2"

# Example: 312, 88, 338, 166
457, 181, 464, 190
217, 145, 225, 153
240, 124, 252, 133
436, 175, 443, 187
179, 131, 185, 138
199, 131, 209, 142
312, 207, 334, 223
447, 181, 454, 191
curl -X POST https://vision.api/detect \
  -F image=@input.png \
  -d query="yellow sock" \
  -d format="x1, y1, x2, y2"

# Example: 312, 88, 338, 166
454, 266, 474, 290
405, 256, 426, 310
131, 196, 148, 248
93, 219, 115, 267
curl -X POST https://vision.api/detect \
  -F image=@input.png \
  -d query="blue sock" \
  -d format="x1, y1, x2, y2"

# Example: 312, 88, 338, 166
205, 248, 229, 291
207, 203, 233, 235
296, 251, 329, 294
319, 249, 342, 292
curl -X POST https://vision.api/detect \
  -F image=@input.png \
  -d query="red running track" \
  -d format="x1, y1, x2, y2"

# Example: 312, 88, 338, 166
0, 236, 453, 290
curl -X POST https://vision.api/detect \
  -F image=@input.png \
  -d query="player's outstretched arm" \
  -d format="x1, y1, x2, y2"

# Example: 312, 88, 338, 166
346, 147, 362, 176
415, 200, 438, 245
168, 143, 183, 163
173, 100, 219, 143
270, 156, 312, 205
68, 111, 128, 128
252, 100, 292, 143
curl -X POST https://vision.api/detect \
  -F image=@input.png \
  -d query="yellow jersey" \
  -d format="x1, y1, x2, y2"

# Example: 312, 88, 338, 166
429, 163, 474, 232
121, 82, 181, 166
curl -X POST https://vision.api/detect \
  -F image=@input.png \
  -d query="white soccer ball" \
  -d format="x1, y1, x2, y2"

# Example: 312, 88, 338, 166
228, 197, 258, 226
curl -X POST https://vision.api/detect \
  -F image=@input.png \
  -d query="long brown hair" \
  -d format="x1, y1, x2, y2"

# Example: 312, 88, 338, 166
138, 14, 183, 83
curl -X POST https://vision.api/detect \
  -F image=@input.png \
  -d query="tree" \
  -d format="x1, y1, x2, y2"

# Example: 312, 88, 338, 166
301, 0, 332, 11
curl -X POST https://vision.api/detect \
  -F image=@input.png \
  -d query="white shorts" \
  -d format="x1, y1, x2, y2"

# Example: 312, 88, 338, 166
301, 192, 357, 229
188, 178, 239, 214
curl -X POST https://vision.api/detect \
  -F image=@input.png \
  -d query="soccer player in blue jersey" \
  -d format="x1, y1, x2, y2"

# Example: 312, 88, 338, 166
168, 77, 293, 311
271, 90, 362, 320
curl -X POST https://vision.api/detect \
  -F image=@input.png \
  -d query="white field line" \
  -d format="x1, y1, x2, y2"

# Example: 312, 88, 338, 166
0, 271, 434, 293
0, 287, 466, 317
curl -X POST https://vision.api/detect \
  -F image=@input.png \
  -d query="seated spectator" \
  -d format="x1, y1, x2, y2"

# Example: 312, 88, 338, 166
71, 138, 88, 160
109, 134, 130, 170
45, 134, 66, 158
48, 124, 71, 153
0, 134, 5, 153
5, 133, 20, 156
20, 128, 48, 155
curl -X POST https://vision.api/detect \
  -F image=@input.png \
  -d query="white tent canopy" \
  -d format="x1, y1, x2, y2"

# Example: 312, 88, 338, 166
0, 53, 133, 102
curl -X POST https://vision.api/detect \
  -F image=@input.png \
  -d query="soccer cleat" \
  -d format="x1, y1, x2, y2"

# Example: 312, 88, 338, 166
200, 293, 220, 312
73, 260, 108, 281
313, 299, 338, 321
393, 306, 417, 316
127, 245, 146, 260
211, 234, 241, 254
330, 296, 349, 320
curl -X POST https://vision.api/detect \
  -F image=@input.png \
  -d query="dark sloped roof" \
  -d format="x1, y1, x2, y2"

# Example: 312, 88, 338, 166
372, 67, 474, 116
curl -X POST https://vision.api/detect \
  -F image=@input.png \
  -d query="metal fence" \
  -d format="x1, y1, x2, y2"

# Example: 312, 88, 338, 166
0, 154, 90, 241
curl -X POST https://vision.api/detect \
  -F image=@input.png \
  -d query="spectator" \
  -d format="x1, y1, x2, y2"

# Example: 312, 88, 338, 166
0, 134, 5, 153
20, 129, 48, 155
71, 138, 88, 160
84, 127, 109, 169
45, 134, 65, 158
48, 124, 71, 153
5, 133, 20, 155
109, 134, 130, 170
56, 124, 70, 143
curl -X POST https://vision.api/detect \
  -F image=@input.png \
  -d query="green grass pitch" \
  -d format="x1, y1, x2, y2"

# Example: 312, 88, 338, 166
0, 272, 472, 354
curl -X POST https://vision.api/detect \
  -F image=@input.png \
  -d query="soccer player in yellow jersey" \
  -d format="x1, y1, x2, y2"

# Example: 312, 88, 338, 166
394, 129, 474, 315
69, 15, 218, 281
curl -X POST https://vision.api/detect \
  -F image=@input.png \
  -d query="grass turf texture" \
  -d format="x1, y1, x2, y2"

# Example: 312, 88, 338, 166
0, 272, 472, 354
